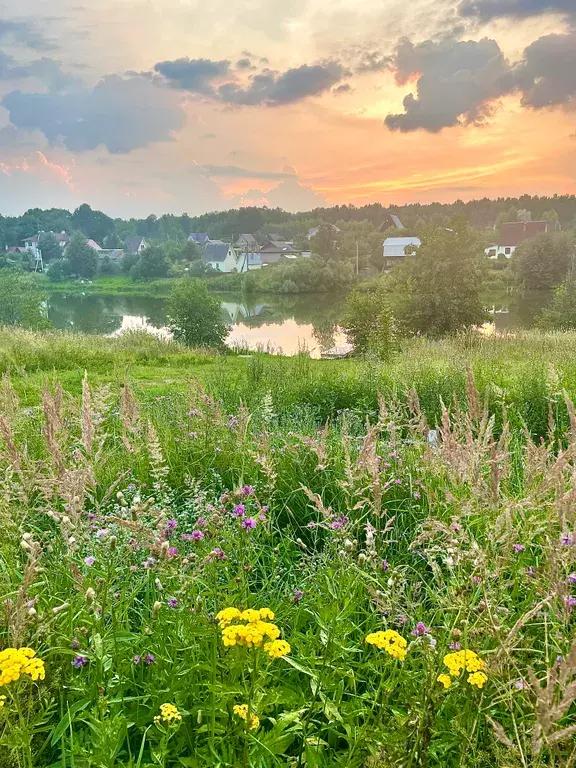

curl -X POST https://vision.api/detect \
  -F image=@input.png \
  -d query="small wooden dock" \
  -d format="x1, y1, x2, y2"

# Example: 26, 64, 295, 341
320, 345, 353, 360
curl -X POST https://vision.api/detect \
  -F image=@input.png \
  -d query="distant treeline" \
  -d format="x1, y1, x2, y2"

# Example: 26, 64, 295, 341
2, 194, 576, 249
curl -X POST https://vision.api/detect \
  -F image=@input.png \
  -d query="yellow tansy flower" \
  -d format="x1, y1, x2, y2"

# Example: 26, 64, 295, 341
264, 639, 291, 658
216, 608, 242, 627
233, 704, 260, 730
442, 650, 487, 687
0, 648, 45, 686
437, 674, 452, 689
467, 671, 488, 689
365, 630, 408, 661
154, 703, 182, 726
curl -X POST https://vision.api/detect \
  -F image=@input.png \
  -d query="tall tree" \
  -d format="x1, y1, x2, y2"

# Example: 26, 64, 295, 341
72, 204, 114, 243
65, 232, 98, 278
130, 245, 169, 281
38, 232, 62, 263
168, 279, 228, 348
0, 270, 51, 328
390, 217, 488, 337
511, 232, 574, 290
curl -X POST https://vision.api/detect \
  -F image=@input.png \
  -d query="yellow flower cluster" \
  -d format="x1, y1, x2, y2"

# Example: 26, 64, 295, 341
438, 650, 487, 689
154, 703, 182, 727
365, 630, 408, 661
216, 607, 291, 658
233, 704, 260, 730
0, 648, 45, 686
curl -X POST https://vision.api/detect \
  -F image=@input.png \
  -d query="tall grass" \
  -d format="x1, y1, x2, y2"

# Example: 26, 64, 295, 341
0, 371, 574, 766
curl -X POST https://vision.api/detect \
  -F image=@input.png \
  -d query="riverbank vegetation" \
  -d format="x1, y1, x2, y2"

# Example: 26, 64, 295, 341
0, 346, 575, 765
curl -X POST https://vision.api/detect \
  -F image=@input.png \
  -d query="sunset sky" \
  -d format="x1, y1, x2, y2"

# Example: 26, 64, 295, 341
0, 0, 574, 217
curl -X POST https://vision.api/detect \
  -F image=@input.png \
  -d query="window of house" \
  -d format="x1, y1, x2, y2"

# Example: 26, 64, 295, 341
504, 247, 511, 255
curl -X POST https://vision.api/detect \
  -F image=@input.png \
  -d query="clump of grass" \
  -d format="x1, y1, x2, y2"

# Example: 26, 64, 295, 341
0, 371, 574, 766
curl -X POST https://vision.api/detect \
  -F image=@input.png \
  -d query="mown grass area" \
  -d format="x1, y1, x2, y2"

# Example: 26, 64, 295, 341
42, 275, 176, 296
0, 358, 575, 766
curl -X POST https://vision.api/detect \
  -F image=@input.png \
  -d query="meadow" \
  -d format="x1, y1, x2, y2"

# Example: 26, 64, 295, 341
0, 328, 575, 766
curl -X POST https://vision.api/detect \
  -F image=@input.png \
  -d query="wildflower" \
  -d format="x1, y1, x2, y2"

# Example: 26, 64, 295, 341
568, 573, 576, 584
84, 556, 95, 566
0, 648, 45, 685
154, 703, 182, 727
233, 704, 259, 730
242, 518, 257, 530
449, 642, 461, 650
472, 576, 482, 584
72, 655, 89, 669
526, 566, 536, 577
196, 517, 208, 527
85, 587, 96, 603
413, 491, 421, 499
142, 558, 156, 569
242, 485, 255, 497
514, 680, 527, 690
561, 533, 575, 546
96, 529, 109, 538
144, 653, 155, 665
210, 547, 226, 560
468, 671, 488, 688
565, 595, 576, 611
513, 544, 525, 553
167, 547, 178, 557
264, 639, 291, 658
437, 674, 451, 689
381, 559, 390, 571
168, 598, 179, 609
411, 621, 430, 637
365, 630, 408, 661
233, 504, 246, 517
216, 607, 242, 627
165, 520, 178, 531
71, 637, 80, 650
331, 521, 343, 530
133, 655, 141, 665
394, 479, 402, 486
293, 589, 303, 602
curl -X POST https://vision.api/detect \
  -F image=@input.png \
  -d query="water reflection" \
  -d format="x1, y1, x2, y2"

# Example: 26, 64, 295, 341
46, 288, 553, 357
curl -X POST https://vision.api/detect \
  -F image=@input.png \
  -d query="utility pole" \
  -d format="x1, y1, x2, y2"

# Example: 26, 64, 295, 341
356, 241, 359, 275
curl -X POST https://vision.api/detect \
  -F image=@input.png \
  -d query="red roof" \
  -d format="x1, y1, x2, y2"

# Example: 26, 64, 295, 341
499, 221, 548, 247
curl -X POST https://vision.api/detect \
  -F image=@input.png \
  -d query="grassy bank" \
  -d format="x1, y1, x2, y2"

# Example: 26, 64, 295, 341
42, 275, 175, 296
0, 359, 574, 766
4, 327, 576, 437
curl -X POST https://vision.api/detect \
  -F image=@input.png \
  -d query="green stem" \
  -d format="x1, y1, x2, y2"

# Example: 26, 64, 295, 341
14, 690, 34, 768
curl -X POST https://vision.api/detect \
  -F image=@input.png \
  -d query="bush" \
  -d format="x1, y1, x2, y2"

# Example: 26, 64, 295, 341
167, 278, 229, 348
130, 246, 169, 281
341, 284, 396, 359
0, 269, 51, 328
537, 279, 576, 330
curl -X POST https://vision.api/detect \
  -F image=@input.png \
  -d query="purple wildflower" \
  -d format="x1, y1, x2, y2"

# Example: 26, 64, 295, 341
556, 655, 564, 664
331, 521, 343, 530
381, 559, 390, 571
142, 557, 156, 569
167, 547, 178, 557
165, 519, 178, 531
293, 589, 303, 602
88, 513, 96, 522
411, 621, 430, 637
84, 556, 95, 566
242, 518, 257, 530
71, 637, 80, 650
262, 506, 269, 512
196, 517, 207, 527
210, 547, 226, 560
96, 529, 109, 538
514, 680, 527, 690
568, 573, 576, 584
191, 530, 204, 541
472, 576, 482, 584
233, 504, 246, 517
129, 565, 138, 572
72, 655, 89, 668
561, 533, 574, 546
513, 544, 525, 553
258, 514, 266, 522
413, 491, 421, 500
168, 599, 179, 608
129, 538, 139, 550
242, 485, 255, 497
133, 655, 141, 664
565, 596, 576, 611
449, 642, 461, 650
307, 522, 317, 528
526, 566, 536, 577
144, 653, 155, 665
394, 479, 402, 486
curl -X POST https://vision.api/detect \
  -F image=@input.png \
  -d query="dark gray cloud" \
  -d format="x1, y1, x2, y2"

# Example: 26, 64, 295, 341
202, 164, 295, 178
355, 51, 392, 73
459, 0, 575, 21
236, 58, 256, 70
2, 75, 186, 153
0, 49, 73, 90
333, 83, 352, 94
217, 61, 347, 106
515, 32, 576, 109
385, 37, 512, 132
0, 19, 54, 51
153, 58, 230, 93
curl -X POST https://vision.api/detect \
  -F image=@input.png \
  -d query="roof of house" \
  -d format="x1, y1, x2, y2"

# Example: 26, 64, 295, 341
499, 221, 548, 247
237, 233, 258, 246
99, 249, 125, 259
124, 236, 147, 252
203, 240, 231, 262
388, 214, 405, 230
6, 246, 28, 254
22, 231, 69, 244
260, 240, 298, 253
188, 233, 210, 245
86, 239, 102, 250
383, 236, 421, 257
306, 224, 341, 239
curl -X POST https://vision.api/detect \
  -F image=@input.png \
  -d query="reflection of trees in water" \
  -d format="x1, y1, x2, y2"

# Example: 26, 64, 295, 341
47, 294, 168, 335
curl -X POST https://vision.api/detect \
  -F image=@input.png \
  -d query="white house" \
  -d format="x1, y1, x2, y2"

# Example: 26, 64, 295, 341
124, 236, 149, 254
22, 231, 69, 260
383, 236, 421, 270
203, 241, 240, 272
188, 233, 210, 246
485, 221, 548, 260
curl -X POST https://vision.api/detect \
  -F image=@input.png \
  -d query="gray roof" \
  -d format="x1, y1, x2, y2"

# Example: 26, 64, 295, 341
261, 240, 298, 253
203, 240, 230, 262
124, 236, 146, 252
189, 233, 210, 245
389, 214, 405, 230
237, 233, 258, 246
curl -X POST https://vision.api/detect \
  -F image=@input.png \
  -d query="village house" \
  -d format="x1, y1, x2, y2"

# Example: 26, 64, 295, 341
124, 236, 149, 254
235, 233, 258, 249
485, 221, 548, 259
202, 240, 239, 272
306, 224, 341, 240
22, 231, 69, 260
259, 240, 301, 265
188, 233, 210, 246
382, 236, 421, 270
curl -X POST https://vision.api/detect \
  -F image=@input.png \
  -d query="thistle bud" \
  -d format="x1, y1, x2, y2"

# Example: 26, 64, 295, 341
85, 588, 95, 603
154, 578, 163, 591
109, 536, 117, 551
357, 553, 367, 565
53, 602, 70, 615
152, 601, 162, 617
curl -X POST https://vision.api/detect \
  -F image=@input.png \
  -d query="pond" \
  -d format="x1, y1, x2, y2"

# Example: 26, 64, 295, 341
46, 289, 553, 357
